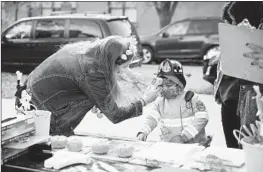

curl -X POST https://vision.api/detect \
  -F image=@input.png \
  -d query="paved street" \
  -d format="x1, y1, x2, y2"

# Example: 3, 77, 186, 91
1, 64, 226, 147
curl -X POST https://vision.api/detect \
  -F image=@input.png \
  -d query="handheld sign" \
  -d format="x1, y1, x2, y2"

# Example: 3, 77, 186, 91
219, 23, 263, 84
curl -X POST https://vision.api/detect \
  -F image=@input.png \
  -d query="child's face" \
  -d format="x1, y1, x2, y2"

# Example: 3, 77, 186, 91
161, 78, 183, 99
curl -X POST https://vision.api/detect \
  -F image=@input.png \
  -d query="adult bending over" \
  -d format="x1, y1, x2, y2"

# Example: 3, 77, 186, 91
20, 36, 160, 136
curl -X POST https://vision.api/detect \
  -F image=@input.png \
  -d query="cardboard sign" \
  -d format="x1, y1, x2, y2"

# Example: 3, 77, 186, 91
219, 23, 263, 84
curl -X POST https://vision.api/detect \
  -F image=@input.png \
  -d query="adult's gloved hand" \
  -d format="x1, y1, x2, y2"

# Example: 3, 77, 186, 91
143, 85, 161, 105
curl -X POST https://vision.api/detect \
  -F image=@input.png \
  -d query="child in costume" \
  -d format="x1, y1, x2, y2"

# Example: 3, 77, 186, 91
137, 59, 209, 144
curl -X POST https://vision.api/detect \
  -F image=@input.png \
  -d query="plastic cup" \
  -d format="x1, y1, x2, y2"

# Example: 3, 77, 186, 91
233, 129, 263, 172
34, 110, 51, 136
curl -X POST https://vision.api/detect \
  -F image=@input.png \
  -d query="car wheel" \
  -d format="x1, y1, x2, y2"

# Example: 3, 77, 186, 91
142, 46, 154, 64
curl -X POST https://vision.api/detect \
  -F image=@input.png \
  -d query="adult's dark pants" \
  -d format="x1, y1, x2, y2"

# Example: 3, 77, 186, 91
221, 99, 241, 148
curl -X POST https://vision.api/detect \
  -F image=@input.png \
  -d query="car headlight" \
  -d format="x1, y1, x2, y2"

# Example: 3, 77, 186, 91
203, 47, 220, 62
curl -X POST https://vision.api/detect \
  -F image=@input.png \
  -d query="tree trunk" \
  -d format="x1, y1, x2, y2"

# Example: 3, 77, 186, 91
27, 5, 32, 17
159, 11, 173, 28
15, 3, 19, 21
108, 2, 111, 13
122, 2, 126, 16
153, 2, 178, 29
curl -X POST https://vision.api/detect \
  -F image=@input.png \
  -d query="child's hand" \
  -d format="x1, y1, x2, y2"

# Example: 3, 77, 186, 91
180, 133, 189, 143
137, 133, 147, 141
169, 135, 184, 143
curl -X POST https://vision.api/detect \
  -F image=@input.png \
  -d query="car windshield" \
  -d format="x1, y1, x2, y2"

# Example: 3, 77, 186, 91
107, 19, 135, 37
153, 24, 172, 36
155, 19, 221, 35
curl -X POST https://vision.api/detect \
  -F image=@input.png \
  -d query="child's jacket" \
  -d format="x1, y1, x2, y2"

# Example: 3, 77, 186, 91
139, 91, 209, 143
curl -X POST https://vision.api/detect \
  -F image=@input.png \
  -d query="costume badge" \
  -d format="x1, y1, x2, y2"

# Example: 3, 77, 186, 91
196, 100, 206, 111
186, 102, 192, 109
162, 61, 171, 73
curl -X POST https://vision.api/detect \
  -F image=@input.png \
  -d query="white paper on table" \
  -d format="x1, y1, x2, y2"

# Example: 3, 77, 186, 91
44, 150, 91, 169
219, 23, 263, 84
74, 105, 153, 140
192, 146, 245, 167
133, 142, 204, 166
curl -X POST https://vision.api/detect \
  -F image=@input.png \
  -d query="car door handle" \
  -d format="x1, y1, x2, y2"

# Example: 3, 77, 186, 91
174, 37, 183, 42
176, 37, 183, 41
26, 43, 37, 48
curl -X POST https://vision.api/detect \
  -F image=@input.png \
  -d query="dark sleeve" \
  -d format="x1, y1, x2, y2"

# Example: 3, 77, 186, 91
78, 72, 143, 124
218, 75, 240, 103
238, 83, 263, 126
15, 98, 22, 107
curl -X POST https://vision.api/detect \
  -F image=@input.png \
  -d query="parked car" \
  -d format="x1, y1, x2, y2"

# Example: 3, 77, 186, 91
140, 17, 222, 64
203, 46, 220, 84
1, 13, 143, 71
